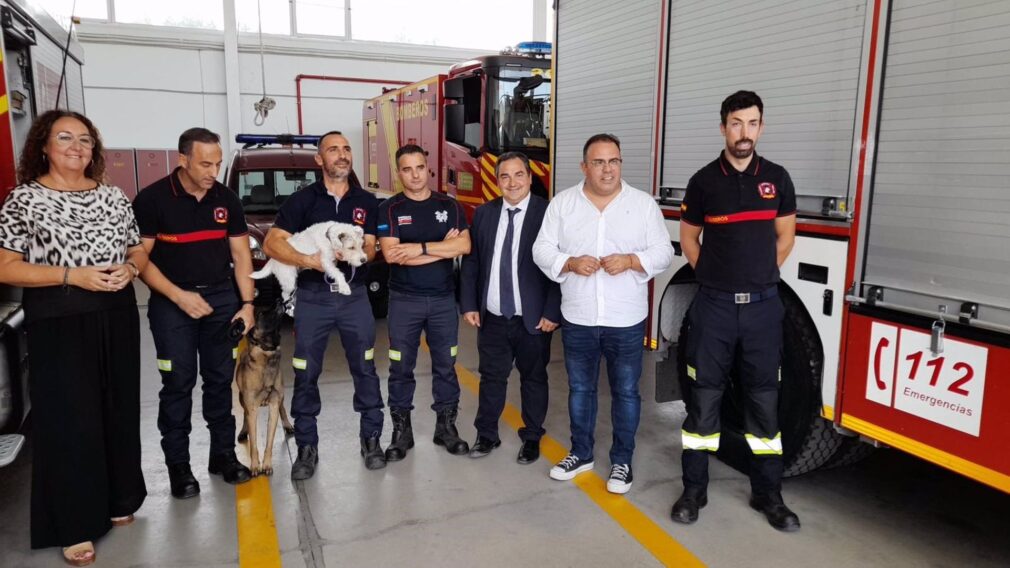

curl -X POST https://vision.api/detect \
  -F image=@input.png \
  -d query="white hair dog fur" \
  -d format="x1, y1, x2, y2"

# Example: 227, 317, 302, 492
251, 221, 368, 314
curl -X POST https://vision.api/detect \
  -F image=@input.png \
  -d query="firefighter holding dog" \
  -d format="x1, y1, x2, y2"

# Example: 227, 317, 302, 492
262, 130, 386, 478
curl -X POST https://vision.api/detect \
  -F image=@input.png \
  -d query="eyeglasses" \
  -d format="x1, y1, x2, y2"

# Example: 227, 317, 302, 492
53, 131, 96, 149
587, 158, 622, 169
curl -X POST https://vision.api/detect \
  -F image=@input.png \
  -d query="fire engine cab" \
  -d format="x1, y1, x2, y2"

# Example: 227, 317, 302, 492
362, 41, 552, 215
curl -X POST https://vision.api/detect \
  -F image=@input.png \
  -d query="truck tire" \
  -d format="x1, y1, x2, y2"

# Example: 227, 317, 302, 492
677, 285, 844, 477
822, 436, 877, 470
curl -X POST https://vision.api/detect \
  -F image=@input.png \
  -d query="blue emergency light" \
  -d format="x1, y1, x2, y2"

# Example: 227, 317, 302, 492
235, 134, 320, 147
515, 41, 552, 55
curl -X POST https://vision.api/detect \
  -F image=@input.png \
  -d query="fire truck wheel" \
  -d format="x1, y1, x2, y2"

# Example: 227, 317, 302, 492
822, 436, 877, 470
677, 285, 845, 477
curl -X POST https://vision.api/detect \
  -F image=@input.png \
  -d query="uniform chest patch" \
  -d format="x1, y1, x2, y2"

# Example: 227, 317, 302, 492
398, 215, 412, 226
435, 210, 448, 223
214, 207, 228, 223
353, 207, 366, 225
758, 182, 777, 199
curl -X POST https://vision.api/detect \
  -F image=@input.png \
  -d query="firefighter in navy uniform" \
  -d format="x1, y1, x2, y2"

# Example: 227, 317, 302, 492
672, 91, 801, 531
377, 144, 472, 460
262, 131, 386, 478
133, 128, 254, 499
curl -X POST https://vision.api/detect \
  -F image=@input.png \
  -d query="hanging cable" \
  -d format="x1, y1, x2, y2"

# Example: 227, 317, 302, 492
253, 0, 276, 126
54, 0, 78, 110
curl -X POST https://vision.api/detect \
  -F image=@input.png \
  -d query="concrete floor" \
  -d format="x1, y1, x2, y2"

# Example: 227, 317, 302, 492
2, 287, 1010, 567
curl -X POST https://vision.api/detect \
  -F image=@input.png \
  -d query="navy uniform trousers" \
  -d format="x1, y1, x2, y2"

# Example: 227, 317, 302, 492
291, 283, 384, 446
386, 290, 461, 412
149, 282, 239, 465
681, 286, 785, 495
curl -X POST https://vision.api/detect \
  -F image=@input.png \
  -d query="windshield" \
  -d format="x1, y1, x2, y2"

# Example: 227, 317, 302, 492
486, 67, 551, 157
237, 169, 320, 213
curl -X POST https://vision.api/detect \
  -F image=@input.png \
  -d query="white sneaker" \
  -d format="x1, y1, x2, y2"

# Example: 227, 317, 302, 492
549, 453, 594, 481
606, 464, 633, 494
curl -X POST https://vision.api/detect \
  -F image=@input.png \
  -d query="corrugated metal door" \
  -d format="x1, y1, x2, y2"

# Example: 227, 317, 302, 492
862, 0, 1010, 319
660, 0, 867, 212
553, 0, 662, 193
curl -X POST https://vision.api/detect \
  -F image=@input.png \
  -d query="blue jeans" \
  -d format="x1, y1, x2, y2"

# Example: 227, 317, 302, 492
561, 319, 645, 465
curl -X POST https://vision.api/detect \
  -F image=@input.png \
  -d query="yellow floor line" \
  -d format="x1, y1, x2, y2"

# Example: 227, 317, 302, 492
236, 476, 282, 567
455, 363, 706, 568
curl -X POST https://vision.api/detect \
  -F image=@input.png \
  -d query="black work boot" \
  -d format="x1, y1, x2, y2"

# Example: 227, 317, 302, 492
750, 492, 801, 532
671, 488, 708, 525
168, 463, 200, 499
433, 407, 469, 455
291, 445, 319, 481
208, 450, 253, 484
360, 436, 387, 470
385, 410, 414, 462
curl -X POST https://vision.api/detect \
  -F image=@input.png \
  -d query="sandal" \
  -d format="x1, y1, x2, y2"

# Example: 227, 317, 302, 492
111, 514, 134, 526
62, 541, 96, 566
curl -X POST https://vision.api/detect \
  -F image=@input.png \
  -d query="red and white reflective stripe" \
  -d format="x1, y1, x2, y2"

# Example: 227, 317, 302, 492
703, 210, 777, 224
156, 229, 227, 243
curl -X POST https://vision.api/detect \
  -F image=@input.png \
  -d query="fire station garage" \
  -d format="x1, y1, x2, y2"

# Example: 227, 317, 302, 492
1, 0, 1010, 566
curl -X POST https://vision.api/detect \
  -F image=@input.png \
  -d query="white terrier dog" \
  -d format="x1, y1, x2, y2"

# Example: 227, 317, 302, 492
251, 221, 368, 314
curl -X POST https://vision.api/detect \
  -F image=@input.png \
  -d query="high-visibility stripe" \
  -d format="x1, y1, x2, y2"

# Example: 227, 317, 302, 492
681, 430, 720, 451
364, 348, 374, 361
157, 359, 172, 372
0, 95, 8, 116
156, 229, 227, 243
450, 345, 458, 357
704, 210, 777, 224
686, 365, 696, 380
745, 433, 783, 455
529, 160, 545, 176
389, 349, 401, 361
292, 358, 307, 370
232, 347, 238, 360
480, 170, 501, 197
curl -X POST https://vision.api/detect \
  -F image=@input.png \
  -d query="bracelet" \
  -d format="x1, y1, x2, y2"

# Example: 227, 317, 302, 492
126, 261, 139, 278
421, 242, 428, 255
241, 300, 254, 305
62, 266, 70, 289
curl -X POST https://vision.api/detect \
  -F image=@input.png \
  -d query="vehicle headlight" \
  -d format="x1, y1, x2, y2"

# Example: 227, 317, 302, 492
249, 235, 268, 261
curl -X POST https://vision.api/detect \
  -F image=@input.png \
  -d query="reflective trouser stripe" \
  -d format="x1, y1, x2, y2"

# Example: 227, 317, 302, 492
745, 433, 783, 455
232, 347, 238, 360
686, 365, 696, 380
389, 349, 401, 361
364, 348, 374, 361
157, 359, 172, 372
450, 345, 458, 357
682, 430, 720, 451
292, 358, 307, 370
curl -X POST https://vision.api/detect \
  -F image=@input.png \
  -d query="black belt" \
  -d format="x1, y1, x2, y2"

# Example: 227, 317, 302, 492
701, 285, 778, 304
182, 279, 232, 291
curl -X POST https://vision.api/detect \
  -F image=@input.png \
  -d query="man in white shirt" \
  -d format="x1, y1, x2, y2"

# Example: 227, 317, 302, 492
533, 133, 674, 494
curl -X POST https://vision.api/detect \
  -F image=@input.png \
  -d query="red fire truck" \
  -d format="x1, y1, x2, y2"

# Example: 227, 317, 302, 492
552, 0, 1010, 492
362, 42, 552, 214
0, 0, 87, 466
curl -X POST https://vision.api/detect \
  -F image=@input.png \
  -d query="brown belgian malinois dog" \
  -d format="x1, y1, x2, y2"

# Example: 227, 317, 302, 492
236, 302, 294, 476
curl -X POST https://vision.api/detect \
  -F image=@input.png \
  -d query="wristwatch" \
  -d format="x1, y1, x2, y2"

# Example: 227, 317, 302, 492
421, 242, 428, 255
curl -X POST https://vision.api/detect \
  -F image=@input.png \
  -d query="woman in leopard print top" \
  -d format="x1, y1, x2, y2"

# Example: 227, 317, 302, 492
0, 110, 148, 566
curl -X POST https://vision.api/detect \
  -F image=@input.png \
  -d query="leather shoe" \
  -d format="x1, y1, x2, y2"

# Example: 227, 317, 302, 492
208, 451, 253, 485
291, 445, 319, 481
516, 440, 540, 465
361, 436, 387, 470
750, 492, 801, 532
469, 436, 501, 458
168, 463, 200, 499
670, 489, 708, 524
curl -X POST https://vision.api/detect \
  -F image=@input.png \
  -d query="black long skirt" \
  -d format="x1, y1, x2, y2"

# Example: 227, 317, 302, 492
27, 304, 147, 549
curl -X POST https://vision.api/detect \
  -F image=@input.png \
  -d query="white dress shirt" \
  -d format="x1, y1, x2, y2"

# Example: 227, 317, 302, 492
486, 194, 530, 316
532, 181, 674, 327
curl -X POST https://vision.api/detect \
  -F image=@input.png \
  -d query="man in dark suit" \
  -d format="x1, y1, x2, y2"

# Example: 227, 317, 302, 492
460, 151, 561, 464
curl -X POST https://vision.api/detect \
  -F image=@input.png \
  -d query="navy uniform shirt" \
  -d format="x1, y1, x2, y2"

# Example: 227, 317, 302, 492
133, 167, 247, 287
377, 192, 468, 296
273, 180, 378, 287
681, 153, 796, 292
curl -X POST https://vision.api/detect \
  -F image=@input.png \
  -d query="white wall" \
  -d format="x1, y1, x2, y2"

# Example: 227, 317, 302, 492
76, 22, 486, 175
